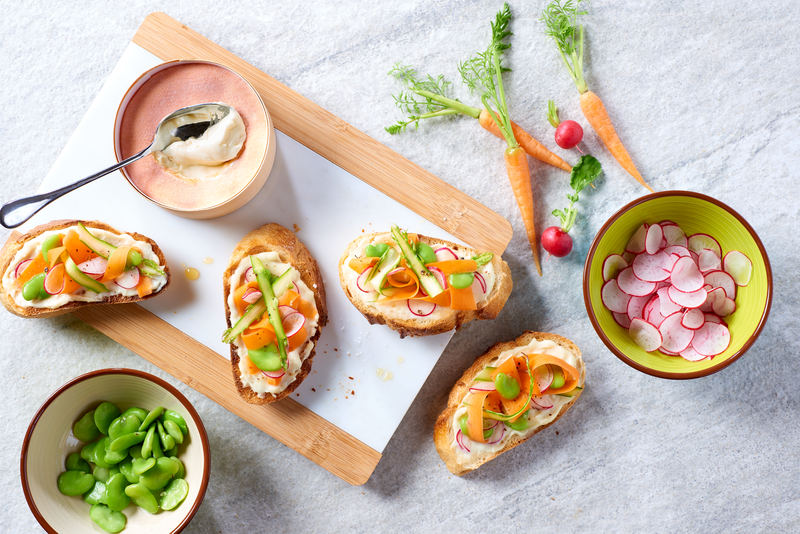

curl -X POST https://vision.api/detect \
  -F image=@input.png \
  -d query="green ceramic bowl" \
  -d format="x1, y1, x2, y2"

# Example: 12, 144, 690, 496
583, 191, 772, 379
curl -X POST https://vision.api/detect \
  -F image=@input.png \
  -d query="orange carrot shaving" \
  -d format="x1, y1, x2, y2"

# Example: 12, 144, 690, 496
449, 285, 476, 311
297, 298, 318, 320
467, 390, 491, 443
425, 260, 477, 275
136, 276, 153, 298
234, 281, 260, 316
12, 255, 48, 290
242, 327, 277, 351
279, 288, 301, 308
526, 353, 581, 396
287, 325, 308, 352
63, 230, 95, 264
349, 256, 379, 273
101, 246, 132, 282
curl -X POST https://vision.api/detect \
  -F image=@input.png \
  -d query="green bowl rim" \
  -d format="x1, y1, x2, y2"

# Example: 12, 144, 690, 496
582, 190, 773, 380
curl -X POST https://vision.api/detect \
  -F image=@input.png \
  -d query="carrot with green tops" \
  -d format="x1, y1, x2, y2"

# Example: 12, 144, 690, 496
541, 0, 653, 192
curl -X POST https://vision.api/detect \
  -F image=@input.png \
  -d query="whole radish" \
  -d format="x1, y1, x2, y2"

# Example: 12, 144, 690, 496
554, 120, 583, 149
542, 226, 573, 257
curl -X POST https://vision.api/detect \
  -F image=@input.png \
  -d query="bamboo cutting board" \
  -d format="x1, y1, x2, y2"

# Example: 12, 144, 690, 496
4, 13, 512, 485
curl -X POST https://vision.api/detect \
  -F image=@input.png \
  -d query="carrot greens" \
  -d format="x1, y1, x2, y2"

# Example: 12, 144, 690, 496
541, 0, 589, 94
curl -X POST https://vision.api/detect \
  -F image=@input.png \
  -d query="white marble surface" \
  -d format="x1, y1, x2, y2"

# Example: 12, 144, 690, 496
1, 1, 798, 532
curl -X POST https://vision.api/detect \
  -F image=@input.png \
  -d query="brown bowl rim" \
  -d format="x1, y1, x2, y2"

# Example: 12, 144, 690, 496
20, 368, 211, 534
582, 190, 773, 380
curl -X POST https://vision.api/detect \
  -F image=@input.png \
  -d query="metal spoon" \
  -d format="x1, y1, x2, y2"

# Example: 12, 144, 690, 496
0, 103, 231, 229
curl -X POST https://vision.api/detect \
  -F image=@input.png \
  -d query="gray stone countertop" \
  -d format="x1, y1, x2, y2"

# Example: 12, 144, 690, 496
1, 1, 799, 532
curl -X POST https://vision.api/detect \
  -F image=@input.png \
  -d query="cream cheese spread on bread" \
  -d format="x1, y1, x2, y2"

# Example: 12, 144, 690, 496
2, 228, 167, 309
227, 251, 319, 397
451, 339, 578, 460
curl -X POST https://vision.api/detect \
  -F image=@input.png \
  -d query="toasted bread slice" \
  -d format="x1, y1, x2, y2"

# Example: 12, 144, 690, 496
434, 331, 585, 476
0, 219, 170, 319
338, 233, 512, 338
223, 223, 328, 405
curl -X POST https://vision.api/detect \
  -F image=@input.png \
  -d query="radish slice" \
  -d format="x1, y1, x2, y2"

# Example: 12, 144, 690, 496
723, 251, 752, 287
455, 430, 470, 452
278, 304, 298, 319
434, 247, 458, 262
679, 345, 707, 362
242, 288, 263, 304
77, 257, 108, 280
704, 313, 727, 326
44, 267, 65, 295
687, 233, 722, 257
601, 279, 631, 313
698, 249, 721, 273
712, 296, 736, 317
668, 285, 707, 309
407, 299, 436, 317
691, 322, 731, 356
622, 251, 635, 264
662, 225, 687, 247
428, 266, 448, 290
626, 224, 648, 254
469, 381, 496, 393
645, 295, 667, 328
703, 270, 736, 299
13, 259, 32, 279
282, 313, 305, 337
681, 308, 704, 330
617, 267, 657, 297
657, 287, 682, 316
659, 347, 679, 356
658, 312, 695, 353
663, 245, 691, 258
602, 254, 628, 281
626, 295, 651, 321
670, 256, 704, 292
645, 224, 663, 255
659, 220, 678, 227
473, 272, 487, 295
244, 267, 256, 283
114, 268, 140, 290
534, 365, 554, 393
629, 318, 662, 352
387, 267, 405, 277
530, 395, 554, 410
485, 422, 505, 445
356, 265, 374, 293
699, 287, 725, 312
632, 251, 674, 282
614, 312, 632, 328
262, 369, 285, 379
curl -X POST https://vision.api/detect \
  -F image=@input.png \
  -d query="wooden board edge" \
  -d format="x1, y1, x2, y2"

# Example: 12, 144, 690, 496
131, 12, 513, 255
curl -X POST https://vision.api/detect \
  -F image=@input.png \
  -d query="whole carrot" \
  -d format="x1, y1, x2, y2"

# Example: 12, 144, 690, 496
542, 0, 653, 192
479, 109, 571, 172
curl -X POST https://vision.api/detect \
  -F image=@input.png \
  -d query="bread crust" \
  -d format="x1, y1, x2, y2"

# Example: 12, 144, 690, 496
0, 219, 171, 319
433, 331, 586, 476
223, 223, 328, 405
338, 233, 512, 338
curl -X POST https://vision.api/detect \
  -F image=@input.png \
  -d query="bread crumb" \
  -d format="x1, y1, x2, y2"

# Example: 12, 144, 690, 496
311, 388, 316, 392
293, 224, 301, 232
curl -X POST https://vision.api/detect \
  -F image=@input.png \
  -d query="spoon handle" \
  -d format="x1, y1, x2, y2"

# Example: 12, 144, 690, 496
0, 145, 152, 229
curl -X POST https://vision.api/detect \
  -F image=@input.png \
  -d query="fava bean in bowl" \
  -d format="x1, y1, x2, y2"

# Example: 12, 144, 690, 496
21, 369, 209, 534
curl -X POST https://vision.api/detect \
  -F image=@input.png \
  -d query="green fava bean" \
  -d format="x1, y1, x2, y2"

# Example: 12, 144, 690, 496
162, 410, 188, 435
80, 441, 98, 463
458, 414, 494, 439
102, 438, 127, 465
138, 406, 164, 432
127, 250, 143, 268
506, 412, 530, 432
124, 483, 159, 514
248, 343, 282, 371
105, 473, 131, 512
164, 446, 178, 457
416, 243, 437, 265
108, 414, 141, 441
41, 234, 63, 261
122, 407, 148, 422
90, 503, 127, 533
83, 480, 107, 505
141, 425, 156, 459
139, 457, 179, 491
93, 466, 111, 483
132, 457, 156, 476
157, 421, 175, 451
163, 419, 184, 445
94, 402, 121, 435
170, 456, 185, 480
93, 438, 112, 468
494, 372, 521, 400
365, 243, 389, 258
151, 427, 164, 459
159, 478, 189, 511
119, 459, 139, 484
448, 272, 475, 289
65, 453, 91, 474
22, 273, 50, 301
57, 470, 95, 496
129, 444, 143, 459
73, 410, 101, 442
110, 431, 146, 452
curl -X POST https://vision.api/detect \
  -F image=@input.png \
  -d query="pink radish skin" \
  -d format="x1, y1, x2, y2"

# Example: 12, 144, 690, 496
629, 318, 663, 352
698, 249, 721, 273
530, 395, 554, 410
434, 247, 458, 262
456, 430, 470, 452
681, 308, 705, 330
356, 266, 375, 294
626, 224, 648, 254
699, 287, 725, 313
542, 226, 573, 257
712, 296, 736, 317
78, 257, 108, 280
282, 313, 305, 337
627, 295, 652, 322
262, 370, 285, 379
244, 267, 256, 283
645, 224, 663, 255
659, 220, 678, 227
679, 346, 707, 362
14, 259, 33, 279
601, 279, 631, 314
554, 120, 584, 149
692, 322, 731, 356
657, 287, 682, 316
602, 254, 628, 281
114, 268, 140, 290
632, 251, 674, 282
668, 285, 708, 309
278, 305, 298, 319
659, 347, 680, 356
618, 267, 657, 297
407, 299, 436, 317
723, 250, 752, 287
658, 312, 695, 353
670, 256, 705, 292
469, 382, 497, 393
687, 234, 722, 257
428, 266, 448, 290
534, 365, 554, 393
44, 269, 65, 295
473, 272, 487, 295
663, 245, 691, 258
704, 270, 736, 299
704, 313, 727, 326
614, 312, 632, 328
645, 296, 667, 328
242, 288, 262, 304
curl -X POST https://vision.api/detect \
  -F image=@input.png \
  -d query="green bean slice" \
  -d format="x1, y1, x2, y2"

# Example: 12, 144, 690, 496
138, 406, 164, 432
108, 414, 141, 441
132, 457, 156, 476
141, 424, 156, 459
159, 478, 189, 511
170, 456, 185, 480
122, 407, 148, 422
57, 470, 95, 496
83, 480, 107, 505
89, 503, 127, 533
94, 402, 121, 435
124, 483, 159, 514
119, 459, 139, 484
139, 456, 179, 491
163, 419, 184, 445
157, 421, 176, 451
105, 473, 131, 512
109, 431, 146, 452
65, 453, 90, 474
73, 410, 101, 442
161, 410, 189, 435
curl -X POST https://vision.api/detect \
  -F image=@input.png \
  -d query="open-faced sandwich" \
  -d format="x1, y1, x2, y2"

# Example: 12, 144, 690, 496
0, 220, 169, 318
434, 331, 585, 476
338, 225, 512, 338
222, 223, 328, 404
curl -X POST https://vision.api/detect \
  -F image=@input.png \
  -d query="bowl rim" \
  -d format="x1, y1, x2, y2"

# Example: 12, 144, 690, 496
20, 368, 211, 534
582, 190, 773, 380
